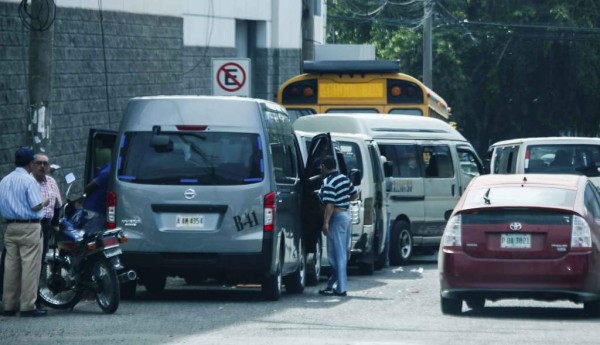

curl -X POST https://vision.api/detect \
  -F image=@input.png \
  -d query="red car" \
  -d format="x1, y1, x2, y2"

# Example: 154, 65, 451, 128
439, 174, 600, 316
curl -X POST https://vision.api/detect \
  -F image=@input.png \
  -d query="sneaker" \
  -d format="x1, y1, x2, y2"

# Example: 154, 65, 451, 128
333, 291, 347, 297
318, 288, 334, 295
20, 309, 47, 317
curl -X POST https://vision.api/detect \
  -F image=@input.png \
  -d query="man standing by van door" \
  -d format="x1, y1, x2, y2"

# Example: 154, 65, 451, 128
0, 147, 48, 317
318, 156, 357, 297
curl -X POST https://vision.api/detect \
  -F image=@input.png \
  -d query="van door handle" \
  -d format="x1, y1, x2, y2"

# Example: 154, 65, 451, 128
451, 184, 455, 196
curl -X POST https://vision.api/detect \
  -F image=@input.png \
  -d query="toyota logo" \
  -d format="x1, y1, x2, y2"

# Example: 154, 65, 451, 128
184, 189, 196, 200
509, 222, 522, 231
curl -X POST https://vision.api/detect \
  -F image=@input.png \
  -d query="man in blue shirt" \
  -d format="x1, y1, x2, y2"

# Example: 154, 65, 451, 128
0, 147, 48, 317
318, 156, 357, 297
82, 162, 110, 233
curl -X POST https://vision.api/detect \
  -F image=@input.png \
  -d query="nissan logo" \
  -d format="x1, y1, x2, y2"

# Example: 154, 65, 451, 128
184, 189, 196, 200
509, 222, 522, 231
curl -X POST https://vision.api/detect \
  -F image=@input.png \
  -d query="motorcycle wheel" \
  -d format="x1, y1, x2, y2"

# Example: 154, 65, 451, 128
93, 259, 120, 314
38, 253, 83, 310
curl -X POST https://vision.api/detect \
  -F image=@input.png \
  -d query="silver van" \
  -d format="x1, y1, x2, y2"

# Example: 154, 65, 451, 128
298, 114, 485, 264
295, 120, 388, 275
488, 137, 600, 187
86, 96, 340, 300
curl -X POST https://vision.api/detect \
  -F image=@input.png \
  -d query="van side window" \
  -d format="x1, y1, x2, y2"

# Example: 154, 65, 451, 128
423, 145, 454, 178
378, 144, 421, 178
457, 148, 483, 176
339, 141, 363, 182
493, 145, 519, 174
264, 109, 298, 184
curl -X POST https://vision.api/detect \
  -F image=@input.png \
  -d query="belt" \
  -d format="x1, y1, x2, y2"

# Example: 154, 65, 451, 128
5, 219, 41, 224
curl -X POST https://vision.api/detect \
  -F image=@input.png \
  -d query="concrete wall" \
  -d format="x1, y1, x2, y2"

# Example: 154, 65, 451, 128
0, 1, 302, 193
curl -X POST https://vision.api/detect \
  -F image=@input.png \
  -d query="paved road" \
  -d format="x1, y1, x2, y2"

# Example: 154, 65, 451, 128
2, 254, 599, 345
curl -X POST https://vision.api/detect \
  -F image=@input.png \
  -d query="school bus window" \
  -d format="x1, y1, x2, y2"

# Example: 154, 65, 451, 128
326, 109, 379, 113
389, 109, 423, 115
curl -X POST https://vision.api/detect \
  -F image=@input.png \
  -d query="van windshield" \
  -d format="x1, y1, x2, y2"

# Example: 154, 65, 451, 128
525, 144, 600, 177
117, 131, 263, 185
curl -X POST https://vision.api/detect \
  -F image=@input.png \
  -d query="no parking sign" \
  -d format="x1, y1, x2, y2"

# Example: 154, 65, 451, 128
212, 58, 251, 97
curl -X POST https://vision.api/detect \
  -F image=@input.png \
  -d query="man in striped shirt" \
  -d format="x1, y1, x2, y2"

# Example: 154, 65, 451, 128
318, 155, 357, 297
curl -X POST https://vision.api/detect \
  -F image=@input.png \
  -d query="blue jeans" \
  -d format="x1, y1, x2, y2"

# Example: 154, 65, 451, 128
326, 211, 351, 293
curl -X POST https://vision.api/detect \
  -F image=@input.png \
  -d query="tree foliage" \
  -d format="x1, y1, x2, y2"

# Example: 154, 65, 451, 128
327, 0, 600, 154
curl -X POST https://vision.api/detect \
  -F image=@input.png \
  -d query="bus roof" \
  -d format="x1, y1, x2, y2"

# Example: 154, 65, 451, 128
302, 60, 400, 74
293, 114, 466, 141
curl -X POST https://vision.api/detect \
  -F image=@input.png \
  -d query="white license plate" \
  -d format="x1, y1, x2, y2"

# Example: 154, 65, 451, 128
175, 214, 205, 228
501, 234, 531, 249
104, 247, 122, 258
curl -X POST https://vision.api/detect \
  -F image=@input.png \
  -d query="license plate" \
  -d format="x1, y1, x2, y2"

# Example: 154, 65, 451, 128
501, 234, 531, 249
104, 247, 122, 258
175, 214, 205, 228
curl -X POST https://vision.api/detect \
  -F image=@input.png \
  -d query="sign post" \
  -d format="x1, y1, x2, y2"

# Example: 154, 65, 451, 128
212, 58, 251, 97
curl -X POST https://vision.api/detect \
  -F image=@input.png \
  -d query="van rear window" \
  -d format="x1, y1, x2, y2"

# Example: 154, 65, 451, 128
117, 132, 263, 185
525, 144, 600, 177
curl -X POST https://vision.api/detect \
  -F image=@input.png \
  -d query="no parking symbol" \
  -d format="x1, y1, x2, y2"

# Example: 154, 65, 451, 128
212, 59, 251, 96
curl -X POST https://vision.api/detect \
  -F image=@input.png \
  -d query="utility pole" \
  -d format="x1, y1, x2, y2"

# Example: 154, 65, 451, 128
302, 0, 315, 62
28, 0, 55, 154
422, 0, 433, 88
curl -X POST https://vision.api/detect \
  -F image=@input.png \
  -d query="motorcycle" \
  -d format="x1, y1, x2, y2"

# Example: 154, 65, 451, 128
38, 173, 136, 314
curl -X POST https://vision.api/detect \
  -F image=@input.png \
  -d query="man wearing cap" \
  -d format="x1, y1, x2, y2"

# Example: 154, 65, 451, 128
0, 147, 49, 317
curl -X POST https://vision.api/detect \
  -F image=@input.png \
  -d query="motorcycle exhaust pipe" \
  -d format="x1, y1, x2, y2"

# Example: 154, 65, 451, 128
118, 270, 137, 284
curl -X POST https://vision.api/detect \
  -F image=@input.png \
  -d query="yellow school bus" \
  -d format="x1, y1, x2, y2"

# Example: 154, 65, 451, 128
277, 60, 452, 123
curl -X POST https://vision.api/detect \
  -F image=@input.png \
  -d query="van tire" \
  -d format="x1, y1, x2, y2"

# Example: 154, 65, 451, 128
143, 274, 166, 295
284, 244, 306, 294
262, 259, 283, 301
306, 236, 322, 286
390, 221, 413, 265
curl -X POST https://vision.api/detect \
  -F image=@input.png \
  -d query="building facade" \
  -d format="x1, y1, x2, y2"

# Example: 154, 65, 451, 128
0, 0, 325, 185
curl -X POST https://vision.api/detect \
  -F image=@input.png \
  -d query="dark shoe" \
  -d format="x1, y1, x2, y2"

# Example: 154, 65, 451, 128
2, 310, 17, 317
20, 309, 47, 317
318, 288, 334, 295
333, 291, 347, 297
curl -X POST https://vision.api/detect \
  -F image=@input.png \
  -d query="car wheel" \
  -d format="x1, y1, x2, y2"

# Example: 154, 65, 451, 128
262, 258, 283, 301
440, 296, 462, 315
584, 300, 600, 317
390, 220, 413, 265
284, 243, 306, 294
465, 296, 485, 310
306, 237, 322, 286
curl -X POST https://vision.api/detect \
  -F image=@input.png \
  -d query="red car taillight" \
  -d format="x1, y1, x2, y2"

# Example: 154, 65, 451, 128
571, 215, 592, 250
442, 214, 462, 247
263, 192, 276, 232
106, 191, 117, 229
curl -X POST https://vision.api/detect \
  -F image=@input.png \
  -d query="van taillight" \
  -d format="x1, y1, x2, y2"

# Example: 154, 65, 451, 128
106, 191, 117, 229
264, 192, 276, 232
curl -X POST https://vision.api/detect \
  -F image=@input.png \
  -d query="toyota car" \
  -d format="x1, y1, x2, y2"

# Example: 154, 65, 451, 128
439, 174, 600, 316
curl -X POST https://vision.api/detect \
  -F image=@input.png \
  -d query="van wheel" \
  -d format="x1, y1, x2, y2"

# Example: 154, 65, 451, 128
284, 244, 306, 294
143, 274, 166, 295
262, 258, 283, 301
390, 221, 413, 265
306, 237, 322, 286
441, 296, 462, 315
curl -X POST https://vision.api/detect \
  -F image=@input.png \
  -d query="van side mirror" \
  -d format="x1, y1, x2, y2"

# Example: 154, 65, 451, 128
444, 209, 453, 221
151, 134, 173, 152
349, 169, 362, 186
383, 161, 393, 178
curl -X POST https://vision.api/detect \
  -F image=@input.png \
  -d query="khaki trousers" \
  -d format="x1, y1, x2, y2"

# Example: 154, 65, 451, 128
2, 222, 42, 312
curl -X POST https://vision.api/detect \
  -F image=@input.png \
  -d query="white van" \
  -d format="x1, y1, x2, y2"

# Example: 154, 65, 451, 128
296, 114, 484, 264
294, 123, 388, 275
488, 137, 600, 187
